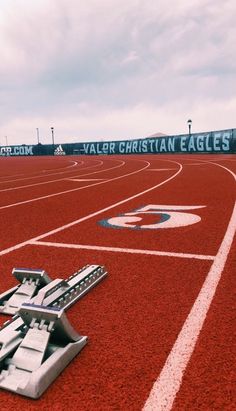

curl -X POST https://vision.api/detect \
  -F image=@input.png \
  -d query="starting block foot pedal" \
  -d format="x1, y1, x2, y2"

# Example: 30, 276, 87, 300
0, 304, 87, 398
0, 268, 52, 315
0, 264, 107, 398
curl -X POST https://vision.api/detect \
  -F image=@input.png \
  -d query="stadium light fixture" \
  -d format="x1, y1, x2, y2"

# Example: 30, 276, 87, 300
187, 119, 192, 136
51, 127, 55, 154
36, 128, 40, 144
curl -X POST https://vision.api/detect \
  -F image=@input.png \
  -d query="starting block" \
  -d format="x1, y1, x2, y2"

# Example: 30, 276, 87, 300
0, 268, 52, 315
0, 264, 107, 398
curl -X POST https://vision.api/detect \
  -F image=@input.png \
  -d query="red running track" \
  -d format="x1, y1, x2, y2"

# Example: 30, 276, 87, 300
0, 154, 235, 411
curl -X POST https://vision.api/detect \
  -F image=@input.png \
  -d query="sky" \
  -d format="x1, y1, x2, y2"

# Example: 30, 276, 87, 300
0, 0, 236, 146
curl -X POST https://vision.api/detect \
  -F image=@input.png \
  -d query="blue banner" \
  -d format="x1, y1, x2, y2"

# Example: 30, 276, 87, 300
78, 129, 235, 155
1, 128, 235, 156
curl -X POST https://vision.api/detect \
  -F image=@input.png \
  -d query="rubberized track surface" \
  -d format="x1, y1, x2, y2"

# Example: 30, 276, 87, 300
0, 154, 235, 410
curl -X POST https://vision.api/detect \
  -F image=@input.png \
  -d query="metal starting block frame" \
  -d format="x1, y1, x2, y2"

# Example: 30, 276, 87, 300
0, 264, 107, 398
0, 268, 52, 315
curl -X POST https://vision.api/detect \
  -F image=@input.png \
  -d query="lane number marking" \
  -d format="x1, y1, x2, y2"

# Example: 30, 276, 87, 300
99, 204, 206, 230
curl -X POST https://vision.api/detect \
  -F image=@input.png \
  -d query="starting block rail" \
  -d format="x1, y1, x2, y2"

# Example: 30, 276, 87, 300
0, 264, 107, 398
0, 268, 52, 315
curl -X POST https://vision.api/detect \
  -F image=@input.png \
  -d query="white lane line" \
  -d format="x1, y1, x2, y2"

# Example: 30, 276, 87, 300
0, 161, 82, 184
62, 160, 78, 169
0, 159, 124, 193
211, 158, 236, 162
66, 159, 125, 178
0, 160, 79, 182
67, 178, 105, 182
0, 159, 143, 210
0, 173, 25, 180
0, 160, 182, 256
205, 161, 236, 180
31, 240, 215, 261
183, 163, 205, 166
0, 158, 99, 185
143, 164, 236, 411
147, 169, 177, 171
61, 160, 78, 168
184, 159, 236, 181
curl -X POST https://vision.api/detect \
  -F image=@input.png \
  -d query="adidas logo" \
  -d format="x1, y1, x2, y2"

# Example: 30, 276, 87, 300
54, 145, 66, 155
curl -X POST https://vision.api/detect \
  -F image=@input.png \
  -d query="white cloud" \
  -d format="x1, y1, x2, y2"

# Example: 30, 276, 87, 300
0, 0, 236, 144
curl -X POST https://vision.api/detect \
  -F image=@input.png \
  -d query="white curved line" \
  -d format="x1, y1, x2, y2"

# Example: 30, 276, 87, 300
0, 158, 103, 187
0, 158, 92, 184
33, 241, 215, 261
0, 160, 82, 184
66, 159, 125, 179
0, 159, 146, 210
0, 164, 83, 182
0, 159, 183, 255
143, 161, 236, 411
0, 173, 25, 180
0, 159, 124, 192
205, 161, 236, 180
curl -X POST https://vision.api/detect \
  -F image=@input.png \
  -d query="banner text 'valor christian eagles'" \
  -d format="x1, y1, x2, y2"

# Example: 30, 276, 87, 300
80, 129, 233, 155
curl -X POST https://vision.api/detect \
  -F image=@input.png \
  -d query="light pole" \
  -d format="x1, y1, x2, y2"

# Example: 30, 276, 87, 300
5, 136, 8, 146
51, 127, 55, 154
36, 128, 40, 144
187, 119, 192, 136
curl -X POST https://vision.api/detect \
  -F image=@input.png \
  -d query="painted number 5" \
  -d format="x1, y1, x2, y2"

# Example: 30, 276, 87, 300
99, 204, 206, 230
